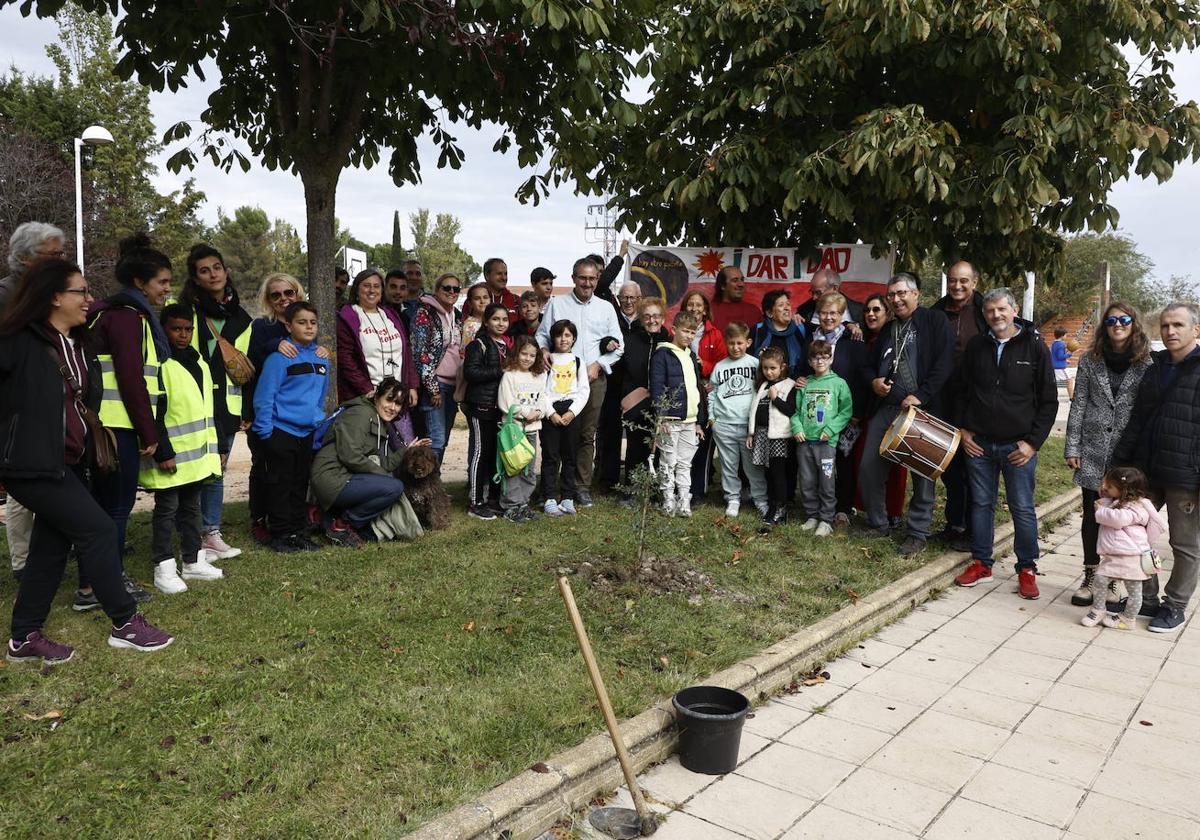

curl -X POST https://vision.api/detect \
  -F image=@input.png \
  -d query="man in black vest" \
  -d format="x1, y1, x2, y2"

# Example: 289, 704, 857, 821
859, 273, 955, 555
1114, 301, 1200, 633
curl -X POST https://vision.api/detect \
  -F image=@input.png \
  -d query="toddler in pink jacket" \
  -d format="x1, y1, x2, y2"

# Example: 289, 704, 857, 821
1082, 466, 1167, 630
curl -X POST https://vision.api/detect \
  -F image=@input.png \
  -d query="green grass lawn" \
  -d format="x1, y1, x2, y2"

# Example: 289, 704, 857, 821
0, 437, 1075, 838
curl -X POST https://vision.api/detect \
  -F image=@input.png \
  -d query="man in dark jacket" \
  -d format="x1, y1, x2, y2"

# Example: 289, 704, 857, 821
953, 289, 1057, 600
797, 268, 864, 328
929, 261, 989, 550
1113, 301, 1200, 633
859, 272, 955, 554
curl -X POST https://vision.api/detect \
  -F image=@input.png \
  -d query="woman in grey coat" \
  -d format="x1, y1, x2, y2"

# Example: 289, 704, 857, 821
1064, 301, 1153, 604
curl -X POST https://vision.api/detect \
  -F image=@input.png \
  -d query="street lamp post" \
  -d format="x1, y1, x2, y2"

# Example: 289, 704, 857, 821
73, 125, 114, 267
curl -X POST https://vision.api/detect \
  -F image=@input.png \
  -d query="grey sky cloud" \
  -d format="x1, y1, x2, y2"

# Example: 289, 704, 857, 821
4, 8, 1199, 290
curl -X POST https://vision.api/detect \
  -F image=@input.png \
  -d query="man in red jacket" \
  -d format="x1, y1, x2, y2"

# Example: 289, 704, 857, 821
710, 266, 760, 332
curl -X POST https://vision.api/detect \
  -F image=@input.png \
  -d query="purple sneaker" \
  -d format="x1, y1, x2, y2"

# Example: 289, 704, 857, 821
6, 631, 74, 664
108, 614, 174, 652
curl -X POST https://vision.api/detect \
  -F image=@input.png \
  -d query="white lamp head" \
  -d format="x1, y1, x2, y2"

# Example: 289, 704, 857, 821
80, 125, 114, 147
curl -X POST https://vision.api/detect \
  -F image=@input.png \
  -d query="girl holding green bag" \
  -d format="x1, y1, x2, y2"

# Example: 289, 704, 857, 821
496, 335, 546, 523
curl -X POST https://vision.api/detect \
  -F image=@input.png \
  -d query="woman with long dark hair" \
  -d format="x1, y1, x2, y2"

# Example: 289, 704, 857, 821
1065, 301, 1153, 606
88, 233, 172, 602
0, 258, 172, 662
180, 243, 252, 561
854, 292, 907, 528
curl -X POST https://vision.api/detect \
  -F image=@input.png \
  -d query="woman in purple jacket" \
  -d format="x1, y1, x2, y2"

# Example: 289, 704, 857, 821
337, 269, 419, 439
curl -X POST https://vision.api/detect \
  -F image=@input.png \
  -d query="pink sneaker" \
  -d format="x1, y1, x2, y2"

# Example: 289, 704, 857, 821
202, 530, 241, 560
108, 614, 174, 652
6, 631, 74, 664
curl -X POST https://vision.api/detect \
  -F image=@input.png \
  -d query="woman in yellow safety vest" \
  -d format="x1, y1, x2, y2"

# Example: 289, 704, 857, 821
179, 244, 252, 561
87, 234, 172, 605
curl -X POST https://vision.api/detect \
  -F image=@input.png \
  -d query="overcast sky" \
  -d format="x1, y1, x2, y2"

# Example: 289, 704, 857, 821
4, 8, 1200, 291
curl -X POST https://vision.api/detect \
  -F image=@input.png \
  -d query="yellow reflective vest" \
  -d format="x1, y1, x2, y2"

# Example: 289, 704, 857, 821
138, 356, 221, 490
168, 299, 253, 419
96, 312, 164, 431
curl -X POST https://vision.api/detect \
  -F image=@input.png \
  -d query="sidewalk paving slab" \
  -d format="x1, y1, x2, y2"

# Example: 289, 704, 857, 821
607, 516, 1200, 840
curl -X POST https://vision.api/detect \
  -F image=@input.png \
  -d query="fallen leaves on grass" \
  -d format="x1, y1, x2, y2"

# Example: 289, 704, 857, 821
530, 762, 550, 773
847, 588, 860, 604
21, 710, 62, 721
160, 735, 176, 748
463, 621, 476, 632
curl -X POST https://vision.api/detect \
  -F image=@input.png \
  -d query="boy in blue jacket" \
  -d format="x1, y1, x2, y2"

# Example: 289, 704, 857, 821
252, 301, 330, 553
650, 311, 708, 517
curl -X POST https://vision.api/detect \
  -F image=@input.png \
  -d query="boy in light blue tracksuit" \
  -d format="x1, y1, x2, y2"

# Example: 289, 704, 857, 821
649, 312, 708, 517
252, 301, 330, 552
709, 321, 767, 517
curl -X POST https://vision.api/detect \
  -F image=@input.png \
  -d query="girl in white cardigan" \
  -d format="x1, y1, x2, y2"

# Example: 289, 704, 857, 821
540, 320, 590, 516
746, 346, 796, 528
496, 335, 546, 523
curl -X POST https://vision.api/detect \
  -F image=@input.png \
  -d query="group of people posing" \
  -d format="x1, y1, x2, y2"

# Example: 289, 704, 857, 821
2, 217, 1198, 666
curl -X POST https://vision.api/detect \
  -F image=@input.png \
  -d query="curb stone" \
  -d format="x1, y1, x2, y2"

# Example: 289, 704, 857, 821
409, 489, 1082, 839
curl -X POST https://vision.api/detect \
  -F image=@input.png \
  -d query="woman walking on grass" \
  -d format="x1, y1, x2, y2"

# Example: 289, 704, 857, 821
1, 258, 173, 663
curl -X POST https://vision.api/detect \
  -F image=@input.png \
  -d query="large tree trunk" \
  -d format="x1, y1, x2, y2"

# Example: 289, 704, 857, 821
299, 162, 341, 411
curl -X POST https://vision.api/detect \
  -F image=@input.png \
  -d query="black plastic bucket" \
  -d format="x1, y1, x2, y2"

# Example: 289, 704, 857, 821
672, 685, 751, 775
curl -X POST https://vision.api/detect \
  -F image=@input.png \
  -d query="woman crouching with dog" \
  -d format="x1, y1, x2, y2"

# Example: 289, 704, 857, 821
310, 376, 431, 545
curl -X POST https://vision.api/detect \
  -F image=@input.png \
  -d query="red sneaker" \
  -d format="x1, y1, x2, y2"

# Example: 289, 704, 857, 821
1018, 568, 1040, 600
955, 560, 993, 587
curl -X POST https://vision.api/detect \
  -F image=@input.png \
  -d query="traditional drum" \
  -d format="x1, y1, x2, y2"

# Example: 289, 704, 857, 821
879, 407, 961, 481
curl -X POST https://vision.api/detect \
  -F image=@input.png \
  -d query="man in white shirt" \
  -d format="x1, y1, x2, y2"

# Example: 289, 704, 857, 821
536, 258, 625, 506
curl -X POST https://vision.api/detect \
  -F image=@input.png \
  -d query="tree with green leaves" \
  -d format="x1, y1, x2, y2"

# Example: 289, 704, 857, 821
0, 7, 205, 281
598, 1, 1200, 284
8, 0, 651, 353
409, 209, 481, 285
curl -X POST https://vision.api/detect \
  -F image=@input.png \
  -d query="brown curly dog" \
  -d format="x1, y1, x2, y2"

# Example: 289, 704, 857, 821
398, 445, 451, 531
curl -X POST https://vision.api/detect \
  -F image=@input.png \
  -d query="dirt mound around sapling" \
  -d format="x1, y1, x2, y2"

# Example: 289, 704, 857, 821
570, 555, 751, 604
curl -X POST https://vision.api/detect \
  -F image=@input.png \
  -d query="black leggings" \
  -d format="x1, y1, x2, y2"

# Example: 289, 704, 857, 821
766, 455, 790, 510
465, 406, 500, 507
540, 420, 580, 502
7, 465, 136, 638
1080, 487, 1100, 567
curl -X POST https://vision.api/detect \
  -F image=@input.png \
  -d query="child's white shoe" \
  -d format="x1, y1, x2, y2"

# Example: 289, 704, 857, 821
153, 559, 188, 594
544, 499, 564, 517
558, 499, 577, 515
1080, 609, 1105, 628
677, 498, 692, 518
1101, 612, 1133, 630
801, 518, 819, 531
724, 501, 740, 517
182, 551, 224, 581
755, 501, 769, 517
814, 522, 833, 537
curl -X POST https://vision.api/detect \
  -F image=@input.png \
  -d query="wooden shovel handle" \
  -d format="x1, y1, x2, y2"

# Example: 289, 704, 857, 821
558, 576, 653, 825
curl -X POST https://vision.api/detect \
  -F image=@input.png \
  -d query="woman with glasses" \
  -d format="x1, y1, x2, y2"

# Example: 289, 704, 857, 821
854, 292, 910, 531
244, 273, 328, 542
1064, 302, 1153, 606
411, 273, 465, 461
619, 297, 672, 503
0, 258, 173, 661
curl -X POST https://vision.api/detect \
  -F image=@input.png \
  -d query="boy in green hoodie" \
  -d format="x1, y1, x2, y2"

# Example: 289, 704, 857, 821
791, 340, 852, 536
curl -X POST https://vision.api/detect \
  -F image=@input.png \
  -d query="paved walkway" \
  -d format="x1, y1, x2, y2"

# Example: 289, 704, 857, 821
599, 512, 1200, 840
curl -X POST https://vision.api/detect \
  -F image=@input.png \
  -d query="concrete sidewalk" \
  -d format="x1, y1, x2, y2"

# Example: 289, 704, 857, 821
601, 513, 1200, 840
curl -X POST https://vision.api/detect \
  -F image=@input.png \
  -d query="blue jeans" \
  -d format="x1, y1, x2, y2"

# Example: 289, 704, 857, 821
333, 473, 406, 528
965, 437, 1039, 568
418, 382, 458, 461
201, 431, 236, 532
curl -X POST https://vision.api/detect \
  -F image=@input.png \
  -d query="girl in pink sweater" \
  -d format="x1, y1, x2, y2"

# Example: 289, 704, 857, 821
1082, 467, 1166, 630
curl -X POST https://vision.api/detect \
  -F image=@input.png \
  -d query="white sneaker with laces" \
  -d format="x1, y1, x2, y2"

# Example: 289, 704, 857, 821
724, 501, 740, 517
202, 529, 241, 560
153, 559, 188, 594
801, 518, 819, 531
814, 522, 833, 537
181, 551, 224, 581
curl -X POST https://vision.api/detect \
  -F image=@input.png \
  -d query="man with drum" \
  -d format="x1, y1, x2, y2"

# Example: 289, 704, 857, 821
860, 272, 956, 555
954, 289, 1057, 599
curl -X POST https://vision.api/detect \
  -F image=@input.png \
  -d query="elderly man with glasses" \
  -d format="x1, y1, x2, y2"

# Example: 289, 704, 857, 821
859, 272, 955, 555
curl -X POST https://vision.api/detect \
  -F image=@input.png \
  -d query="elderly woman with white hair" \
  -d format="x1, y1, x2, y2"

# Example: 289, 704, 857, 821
1, 221, 67, 584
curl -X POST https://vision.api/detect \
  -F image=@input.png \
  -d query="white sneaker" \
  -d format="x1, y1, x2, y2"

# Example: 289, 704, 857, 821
677, 499, 693, 518
724, 501, 740, 517
755, 501, 770, 516
153, 559, 188, 594
814, 522, 833, 537
201, 530, 241, 560
662, 497, 676, 517
801, 518, 819, 531
181, 552, 224, 581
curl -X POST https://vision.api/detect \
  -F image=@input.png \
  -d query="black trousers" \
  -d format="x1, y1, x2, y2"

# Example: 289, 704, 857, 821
689, 430, 714, 501
540, 420, 580, 502
766, 455, 790, 511
941, 446, 972, 532
7, 465, 136, 638
151, 481, 203, 564
1080, 487, 1100, 567
263, 429, 314, 537
465, 406, 500, 507
246, 430, 267, 523
622, 409, 655, 490
595, 374, 625, 491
